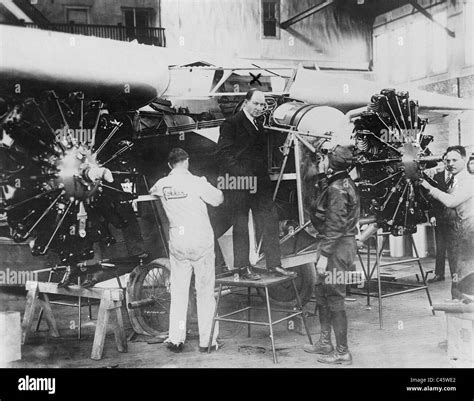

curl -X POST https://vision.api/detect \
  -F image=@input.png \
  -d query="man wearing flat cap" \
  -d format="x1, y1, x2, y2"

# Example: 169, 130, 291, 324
304, 145, 360, 365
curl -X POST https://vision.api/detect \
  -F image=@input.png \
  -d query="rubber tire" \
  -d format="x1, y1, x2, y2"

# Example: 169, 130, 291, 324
126, 258, 171, 336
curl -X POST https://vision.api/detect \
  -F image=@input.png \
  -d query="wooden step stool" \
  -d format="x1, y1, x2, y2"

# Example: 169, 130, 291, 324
22, 280, 127, 360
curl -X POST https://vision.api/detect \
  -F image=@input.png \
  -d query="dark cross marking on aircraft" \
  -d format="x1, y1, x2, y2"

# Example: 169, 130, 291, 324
249, 72, 262, 86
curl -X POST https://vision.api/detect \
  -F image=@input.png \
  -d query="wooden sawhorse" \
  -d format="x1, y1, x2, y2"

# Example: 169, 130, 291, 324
22, 281, 127, 360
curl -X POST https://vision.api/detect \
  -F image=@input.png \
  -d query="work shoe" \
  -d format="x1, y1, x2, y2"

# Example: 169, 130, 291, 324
304, 304, 333, 354
303, 337, 334, 355
81, 277, 98, 288
165, 342, 184, 353
57, 266, 77, 288
428, 274, 445, 283
236, 266, 261, 281
268, 265, 295, 277
219, 265, 232, 275
199, 340, 225, 353
317, 350, 353, 365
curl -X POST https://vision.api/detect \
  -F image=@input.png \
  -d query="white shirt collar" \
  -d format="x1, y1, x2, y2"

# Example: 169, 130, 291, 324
243, 109, 258, 128
169, 167, 190, 176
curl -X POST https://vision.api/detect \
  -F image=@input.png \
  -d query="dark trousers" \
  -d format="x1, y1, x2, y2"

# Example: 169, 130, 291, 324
230, 188, 281, 269
314, 236, 356, 312
208, 199, 233, 273
434, 219, 457, 278
120, 201, 147, 256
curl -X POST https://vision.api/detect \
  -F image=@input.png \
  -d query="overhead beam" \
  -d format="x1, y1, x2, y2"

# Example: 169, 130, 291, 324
407, 0, 455, 38
2, 0, 33, 22
280, 0, 334, 30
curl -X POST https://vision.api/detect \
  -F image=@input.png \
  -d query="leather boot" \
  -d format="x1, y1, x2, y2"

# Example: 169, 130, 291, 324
304, 305, 334, 354
317, 310, 352, 365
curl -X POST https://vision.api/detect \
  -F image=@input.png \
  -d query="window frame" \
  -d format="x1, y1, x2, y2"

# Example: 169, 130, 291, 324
122, 7, 153, 29
65, 6, 90, 24
261, 0, 280, 39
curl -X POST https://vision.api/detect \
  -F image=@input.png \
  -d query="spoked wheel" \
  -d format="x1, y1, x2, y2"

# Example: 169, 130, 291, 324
126, 258, 171, 336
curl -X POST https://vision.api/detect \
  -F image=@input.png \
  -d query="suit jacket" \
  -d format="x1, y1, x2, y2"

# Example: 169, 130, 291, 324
216, 111, 267, 179
430, 170, 450, 220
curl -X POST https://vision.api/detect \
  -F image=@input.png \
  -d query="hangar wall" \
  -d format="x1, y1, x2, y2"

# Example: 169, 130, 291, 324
161, 0, 372, 70
373, 0, 474, 155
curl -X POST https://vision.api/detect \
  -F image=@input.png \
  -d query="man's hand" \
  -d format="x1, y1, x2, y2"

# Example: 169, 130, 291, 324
316, 255, 328, 276
317, 154, 329, 175
424, 168, 435, 179
87, 166, 113, 183
430, 216, 437, 226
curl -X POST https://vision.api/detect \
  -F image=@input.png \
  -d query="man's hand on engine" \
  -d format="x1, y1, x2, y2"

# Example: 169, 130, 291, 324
316, 255, 328, 276
87, 166, 114, 183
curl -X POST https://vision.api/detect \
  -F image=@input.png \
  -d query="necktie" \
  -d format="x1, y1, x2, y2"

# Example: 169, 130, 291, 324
447, 176, 455, 194
445, 174, 453, 188
253, 119, 260, 131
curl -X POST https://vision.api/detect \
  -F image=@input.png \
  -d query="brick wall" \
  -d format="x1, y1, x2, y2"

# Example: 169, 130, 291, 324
34, 0, 159, 26
421, 75, 474, 155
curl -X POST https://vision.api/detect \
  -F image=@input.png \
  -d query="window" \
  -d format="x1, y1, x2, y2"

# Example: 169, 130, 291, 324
430, 11, 447, 73
123, 8, 151, 29
262, 0, 279, 38
66, 7, 89, 24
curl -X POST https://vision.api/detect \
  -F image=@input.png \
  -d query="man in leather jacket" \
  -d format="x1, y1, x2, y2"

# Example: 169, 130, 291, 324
304, 145, 360, 365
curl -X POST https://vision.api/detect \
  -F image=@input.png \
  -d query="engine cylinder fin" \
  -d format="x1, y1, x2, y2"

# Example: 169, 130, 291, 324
353, 89, 436, 235
2, 92, 136, 263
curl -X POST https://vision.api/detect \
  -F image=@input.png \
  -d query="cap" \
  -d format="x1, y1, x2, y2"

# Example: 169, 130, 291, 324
328, 145, 353, 171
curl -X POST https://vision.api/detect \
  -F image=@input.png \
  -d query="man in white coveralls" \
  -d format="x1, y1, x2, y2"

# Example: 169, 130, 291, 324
150, 148, 224, 353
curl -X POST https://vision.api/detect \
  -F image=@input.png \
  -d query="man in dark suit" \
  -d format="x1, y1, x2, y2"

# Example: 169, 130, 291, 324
216, 89, 291, 280
428, 154, 457, 283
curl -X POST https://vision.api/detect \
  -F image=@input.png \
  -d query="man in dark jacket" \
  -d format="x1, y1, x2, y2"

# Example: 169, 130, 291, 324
304, 145, 360, 365
428, 154, 457, 283
216, 89, 291, 280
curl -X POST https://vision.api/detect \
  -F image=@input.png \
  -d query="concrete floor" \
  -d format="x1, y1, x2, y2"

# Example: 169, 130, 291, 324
0, 257, 459, 368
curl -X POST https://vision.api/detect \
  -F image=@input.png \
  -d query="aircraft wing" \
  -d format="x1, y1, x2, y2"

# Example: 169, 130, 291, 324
0, 25, 171, 110
289, 67, 474, 113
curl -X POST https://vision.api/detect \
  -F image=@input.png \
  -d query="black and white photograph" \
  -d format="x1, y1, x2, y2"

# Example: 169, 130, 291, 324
0, 0, 473, 399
